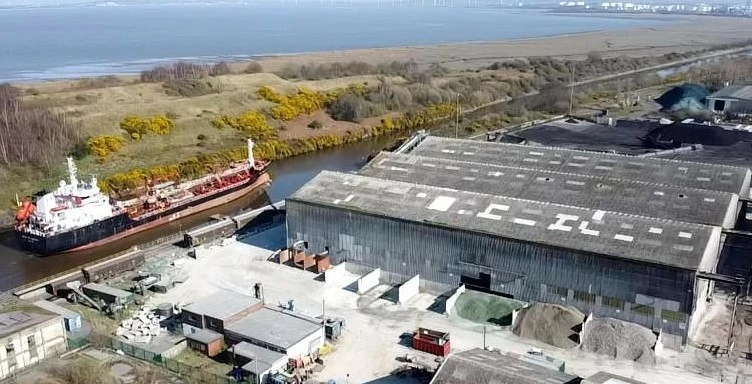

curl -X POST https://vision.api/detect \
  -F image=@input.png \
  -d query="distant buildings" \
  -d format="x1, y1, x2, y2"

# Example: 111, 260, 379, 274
0, 310, 66, 380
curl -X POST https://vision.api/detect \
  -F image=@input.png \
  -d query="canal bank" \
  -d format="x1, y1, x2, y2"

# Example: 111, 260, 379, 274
0, 134, 399, 292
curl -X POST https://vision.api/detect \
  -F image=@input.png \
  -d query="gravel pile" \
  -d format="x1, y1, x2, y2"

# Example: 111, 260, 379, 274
581, 317, 657, 363
511, 303, 585, 349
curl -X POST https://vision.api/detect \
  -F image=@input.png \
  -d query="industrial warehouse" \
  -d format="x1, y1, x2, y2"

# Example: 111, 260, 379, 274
285, 134, 752, 344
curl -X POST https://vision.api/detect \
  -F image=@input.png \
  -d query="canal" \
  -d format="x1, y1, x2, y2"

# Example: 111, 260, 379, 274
0, 135, 400, 291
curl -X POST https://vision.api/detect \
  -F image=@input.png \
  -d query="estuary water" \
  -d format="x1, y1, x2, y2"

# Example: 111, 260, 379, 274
0, 4, 665, 82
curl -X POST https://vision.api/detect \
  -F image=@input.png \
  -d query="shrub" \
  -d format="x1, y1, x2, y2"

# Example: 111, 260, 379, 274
119, 115, 176, 138
212, 110, 276, 141
87, 135, 126, 160
245, 61, 264, 74
308, 120, 323, 129
209, 61, 232, 76
140, 62, 209, 82
163, 78, 222, 97
197, 133, 207, 140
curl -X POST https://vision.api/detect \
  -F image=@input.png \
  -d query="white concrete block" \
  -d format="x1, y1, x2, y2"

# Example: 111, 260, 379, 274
357, 268, 381, 294
398, 275, 420, 304
444, 285, 466, 316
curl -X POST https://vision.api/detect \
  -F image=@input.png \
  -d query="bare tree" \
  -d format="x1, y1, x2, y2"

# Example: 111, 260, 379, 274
0, 84, 81, 169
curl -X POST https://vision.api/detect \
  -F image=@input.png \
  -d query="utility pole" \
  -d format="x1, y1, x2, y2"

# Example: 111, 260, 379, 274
483, 326, 486, 349
455, 93, 460, 138
568, 62, 576, 116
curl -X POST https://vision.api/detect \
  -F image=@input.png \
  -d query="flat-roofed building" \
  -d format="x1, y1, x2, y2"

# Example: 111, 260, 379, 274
0, 310, 66, 380
430, 348, 580, 384
181, 290, 263, 336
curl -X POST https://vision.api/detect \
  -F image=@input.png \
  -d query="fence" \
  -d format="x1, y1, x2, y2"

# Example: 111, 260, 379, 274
97, 335, 245, 384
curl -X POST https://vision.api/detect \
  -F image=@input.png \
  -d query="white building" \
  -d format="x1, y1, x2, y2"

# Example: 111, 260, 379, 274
0, 310, 66, 380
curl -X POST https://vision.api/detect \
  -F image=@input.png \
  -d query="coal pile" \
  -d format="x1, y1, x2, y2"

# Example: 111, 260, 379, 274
512, 303, 585, 349
581, 317, 657, 363
642, 123, 752, 147
655, 84, 709, 111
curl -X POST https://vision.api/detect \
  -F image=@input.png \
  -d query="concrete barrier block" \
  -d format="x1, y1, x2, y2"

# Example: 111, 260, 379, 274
357, 268, 381, 294
444, 285, 466, 316
324, 262, 347, 284
398, 275, 420, 304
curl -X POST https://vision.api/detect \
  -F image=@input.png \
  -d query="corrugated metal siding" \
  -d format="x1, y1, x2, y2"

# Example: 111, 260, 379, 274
287, 200, 694, 337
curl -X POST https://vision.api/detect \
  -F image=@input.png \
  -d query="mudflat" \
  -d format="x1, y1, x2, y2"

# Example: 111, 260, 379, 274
255, 15, 752, 71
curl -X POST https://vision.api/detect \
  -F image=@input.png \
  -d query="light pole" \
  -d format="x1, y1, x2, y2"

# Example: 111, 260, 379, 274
455, 93, 461, 139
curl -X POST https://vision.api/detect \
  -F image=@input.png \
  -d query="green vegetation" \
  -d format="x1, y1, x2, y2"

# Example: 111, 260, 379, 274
211, 110, 276, 141
119, 115, 176, 139
87, 135, 126, 161
163, 78, 223, 97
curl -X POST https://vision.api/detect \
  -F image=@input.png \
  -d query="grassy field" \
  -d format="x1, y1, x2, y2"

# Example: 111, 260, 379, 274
0, 72, 406, 219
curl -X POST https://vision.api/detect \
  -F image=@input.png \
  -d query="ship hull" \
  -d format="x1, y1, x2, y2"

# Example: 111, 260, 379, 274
16, 173, 271, 256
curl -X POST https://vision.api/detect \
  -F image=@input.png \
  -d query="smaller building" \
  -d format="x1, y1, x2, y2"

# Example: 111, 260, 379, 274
430, 348, 580, 384
81, 283, 134, 306
185, 328, 224, 357
0, 310, 67, 380
583, 371, 646, 384
225, 307, 324, 360
181, 290, 263, 335
33, 300, 81, 332
232, 341, 288, 383
707, 85, 752, 114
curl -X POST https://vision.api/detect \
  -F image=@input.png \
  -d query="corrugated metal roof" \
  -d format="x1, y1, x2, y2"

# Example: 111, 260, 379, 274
410, 136, 750, 195
183, 290, 261, 322
33, 300, 80, 320
361, 152, 736, 227
708, 85, 752, 101
429, 348, 579, 384
289, 171, 719, 270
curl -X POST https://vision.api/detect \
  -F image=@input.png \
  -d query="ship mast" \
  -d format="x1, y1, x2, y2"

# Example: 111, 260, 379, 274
67, 157, 79, 192
247, 138, 255, 168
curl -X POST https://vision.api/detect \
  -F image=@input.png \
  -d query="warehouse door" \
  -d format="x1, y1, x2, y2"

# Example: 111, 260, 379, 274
460, 272, 514, 299
460, 272, 491, 291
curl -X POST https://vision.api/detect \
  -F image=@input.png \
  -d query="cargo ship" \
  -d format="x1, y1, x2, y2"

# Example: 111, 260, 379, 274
15, 139, 271, 256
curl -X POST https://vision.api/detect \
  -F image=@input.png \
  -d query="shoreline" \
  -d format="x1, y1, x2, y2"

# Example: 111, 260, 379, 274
6, 14, 752, 85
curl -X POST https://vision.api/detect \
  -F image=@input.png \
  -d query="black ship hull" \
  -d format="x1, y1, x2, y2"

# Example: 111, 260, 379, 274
16, 172, 270, 256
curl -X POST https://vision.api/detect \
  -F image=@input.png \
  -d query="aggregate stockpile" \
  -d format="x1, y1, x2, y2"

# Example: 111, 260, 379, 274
581, 318, 657, 364
512, 303, 584, 349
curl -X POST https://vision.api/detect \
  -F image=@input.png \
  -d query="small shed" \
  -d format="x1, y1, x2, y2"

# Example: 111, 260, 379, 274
233, 341, 288, 383
33, 300, 82, 332
186, 328, 224, 357
81, 283, 134, 306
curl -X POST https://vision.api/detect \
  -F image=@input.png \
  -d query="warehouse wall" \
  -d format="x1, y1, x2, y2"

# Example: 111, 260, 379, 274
287, 200, 698, 338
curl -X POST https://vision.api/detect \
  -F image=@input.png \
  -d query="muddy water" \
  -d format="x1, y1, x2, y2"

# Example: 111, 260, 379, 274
0, 136, 397, 291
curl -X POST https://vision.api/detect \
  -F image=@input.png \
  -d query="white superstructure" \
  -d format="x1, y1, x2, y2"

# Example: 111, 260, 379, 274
25, 158, 114, 235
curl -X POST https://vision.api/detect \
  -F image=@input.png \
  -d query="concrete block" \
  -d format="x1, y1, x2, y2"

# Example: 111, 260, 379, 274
579, 313, 594, 346
357, 268, 381, 294
324, 262, 347, 284
398, 275, 420, 304
115, 327, 126, 336
444, 285, 466, 316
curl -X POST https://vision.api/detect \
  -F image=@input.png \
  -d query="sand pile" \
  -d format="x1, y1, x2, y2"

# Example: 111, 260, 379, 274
512, 303, 585, 349
581, 318, 657, 364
